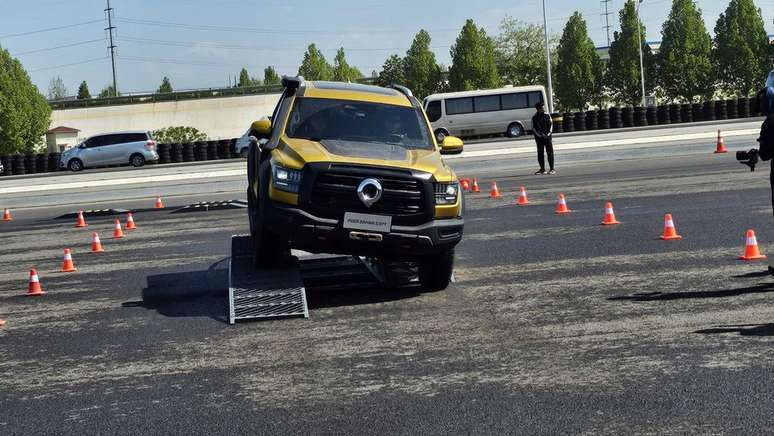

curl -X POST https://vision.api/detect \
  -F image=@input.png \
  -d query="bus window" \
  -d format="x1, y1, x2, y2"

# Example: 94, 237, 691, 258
528, 91, 544, 107
446, 97, 474, 115
474, 95, 501, 112
426, 100, 442, 122
501, 93, 528, 110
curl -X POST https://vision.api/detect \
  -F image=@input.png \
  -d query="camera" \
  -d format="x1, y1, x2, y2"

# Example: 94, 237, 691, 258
737, 149, 759, 172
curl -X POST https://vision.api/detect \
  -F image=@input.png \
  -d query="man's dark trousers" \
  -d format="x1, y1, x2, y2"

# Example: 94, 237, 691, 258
536, 137, 554, 171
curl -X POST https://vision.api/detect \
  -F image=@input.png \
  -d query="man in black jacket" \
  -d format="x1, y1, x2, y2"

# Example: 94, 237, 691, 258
756, 87, 774, 209
532, 101, 555, 175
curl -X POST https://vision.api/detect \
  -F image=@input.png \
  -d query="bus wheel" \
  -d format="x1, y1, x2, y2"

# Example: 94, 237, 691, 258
506, 123, 524, 138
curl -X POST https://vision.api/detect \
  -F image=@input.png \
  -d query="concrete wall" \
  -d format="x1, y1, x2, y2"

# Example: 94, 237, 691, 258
50, 93, 283, 142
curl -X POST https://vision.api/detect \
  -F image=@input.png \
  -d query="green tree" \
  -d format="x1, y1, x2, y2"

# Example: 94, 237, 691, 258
263, 66, 280, 85
332, 48, 363, 82
77, 81, 91, 99
714, 0, 770, 97
297, 44, 333, 81
403, 30, 442, 99
555, 12, 603, 110
238, 68, 260, 87
378, 54, 406, 87
47, 75, 67, 100
0, 46, 51, 154
448, 19, 500, 92
158, 76, 173, 93
152, 126, 208, 143
657, 0, 714, 102
607, 0, 655, 105
494, 16, 557, 87
98, 85, 118, 98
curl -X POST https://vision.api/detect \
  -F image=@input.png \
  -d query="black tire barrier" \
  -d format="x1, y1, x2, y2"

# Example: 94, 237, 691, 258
715, 100, 727, 120
703, 101, 716, 121
48, 153, 60, 172
633, 107, 646, 127
35, 154, 47, 173
24, 153, 36, 174
657, 106, 671, 125
609, 107, 622, 129
573, 112, 586, 132
750, 97, 762, 117
12, 154, 25, 175
726, 99, 738, 119
621, 107, 634, 128
171, 143, 184, 163
680, 103, 693, 123
230, 138, 238, 158
562, 112, 575, 132
206, 140, 218, 160
218, 139, 232, 159
585, 110, 598, 131
0, 155, 11, 176
691, 103, 704, 122
194, 142, 208, 161
183, 143, 196, 162
646, 107, 657, 126
157, 143, 171, 165
597, 109, 610, 130
669, 104, 682, 124
551, 113, 563, 134
738, 98, 750, 119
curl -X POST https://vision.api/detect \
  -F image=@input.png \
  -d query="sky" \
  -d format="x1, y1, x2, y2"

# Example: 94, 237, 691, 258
0, 0, 772, 97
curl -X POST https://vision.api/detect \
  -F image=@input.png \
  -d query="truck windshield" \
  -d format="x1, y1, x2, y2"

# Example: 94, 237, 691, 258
285, 97, 433, 150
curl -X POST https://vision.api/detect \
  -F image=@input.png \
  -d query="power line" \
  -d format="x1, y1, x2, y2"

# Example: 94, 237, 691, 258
12, 39, 104, 56
0, 19, 103, 39
29, 56, 108, 73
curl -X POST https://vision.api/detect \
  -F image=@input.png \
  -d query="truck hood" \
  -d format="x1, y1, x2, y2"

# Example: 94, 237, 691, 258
277, 136, 456, 181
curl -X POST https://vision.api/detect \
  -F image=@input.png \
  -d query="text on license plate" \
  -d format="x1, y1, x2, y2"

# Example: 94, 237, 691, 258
343, 212, 392, 232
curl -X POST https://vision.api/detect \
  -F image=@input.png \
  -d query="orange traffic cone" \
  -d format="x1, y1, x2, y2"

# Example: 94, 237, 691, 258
2, 208, 12, 221
60, 248, 77, 272
601, 202, 621, 225
490, 181, 501, 198
517, 186, 530, 206
113, 219, 125, 239
0, 319, 5, 327
555, 194, 571, 214
75, 211, 88, 228
460, 178, 470, 192
739, 229, 766, 261
659, 214, 682, 240
471, 178, 480, 193
154, 196, 165, 209
126, 213, 137, 230
714, 129, 727, 154
26, 269, 45, 296
91, 232, 105, 253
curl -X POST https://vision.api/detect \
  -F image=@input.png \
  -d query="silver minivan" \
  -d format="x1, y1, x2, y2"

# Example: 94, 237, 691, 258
60, 131, 159, 172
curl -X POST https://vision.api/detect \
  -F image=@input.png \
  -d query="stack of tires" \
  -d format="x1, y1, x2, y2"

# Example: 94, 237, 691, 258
194, 141, 208, 161
646, 107, 657, 126
24, 153, 36, 174
157, 143, 171, 164
681, 103, 693, 123
218, 139, 232, 159
0, 155, 11, 176
585, 110, 597, 131
726, 99, 738, 119
609, 107, 622, 129
551, 113, 563, 134
12, 154, 25, 175
750, 98, 761, 117
621, 107, 634, 128
738, 98, 750, 119
598, 109, 610, 130
715, 100, 727, 120
657, 106, 670, 125
633, 107, 646, 127
48, 153, 60, 172
35, 154, 47, 173
669, 104, 682, 124
206, 140, 218, 160
562, 112, 575, 133
703, 101, 716, 122
171, 143, 184, 163
573, 112, 586, 132
183, 143, 196, 162
691, 103, 703, 122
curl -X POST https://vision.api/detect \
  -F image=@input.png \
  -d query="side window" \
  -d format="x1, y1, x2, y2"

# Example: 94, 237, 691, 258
445, 97, 473, 115
501, 93, 529, 110
85, 136, 104, 148
474, 95, 501, 112
126, 133, 148, 143
528, 91, 544, 107
426, 100, 442, 122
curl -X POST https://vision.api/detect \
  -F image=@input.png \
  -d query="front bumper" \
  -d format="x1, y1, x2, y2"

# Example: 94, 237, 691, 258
264, 201, 464, 258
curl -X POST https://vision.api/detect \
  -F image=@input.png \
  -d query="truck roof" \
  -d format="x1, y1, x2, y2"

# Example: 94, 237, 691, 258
301, 81, 413, 107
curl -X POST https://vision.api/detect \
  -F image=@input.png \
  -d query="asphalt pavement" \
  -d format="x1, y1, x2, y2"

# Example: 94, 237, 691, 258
2, 127, 774, 434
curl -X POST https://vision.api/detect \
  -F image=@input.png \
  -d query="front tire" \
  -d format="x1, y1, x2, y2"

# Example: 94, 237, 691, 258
506, 123, 525, 138
418, 249, 454, 292
68, 158, 83, 172
130, 154, 145, 167
249, 158, 290, 268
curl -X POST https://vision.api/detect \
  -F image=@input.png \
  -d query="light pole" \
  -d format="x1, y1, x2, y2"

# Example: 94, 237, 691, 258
542, 0, 555, 114
635, 0, 647, 107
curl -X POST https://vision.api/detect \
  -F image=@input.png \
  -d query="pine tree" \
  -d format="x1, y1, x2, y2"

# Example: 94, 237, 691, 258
378, 54, 406, 87
555, 12, 603, 111
297, 44, 333, 81
332, 48, 363, 82
77, 81, 91, 99
607, 0, 655, 106
238, 68, 258, 87
403, 30, 442, 99
263, 66, 280, 85
714, 0, 770, 97
657, 0, 714, 102
47, 76, 67, 100
158, 76, 173, 93
0, 46, 51, 153
448, 19, 500, 92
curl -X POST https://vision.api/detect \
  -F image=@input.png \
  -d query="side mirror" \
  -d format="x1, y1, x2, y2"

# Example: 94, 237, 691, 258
250, 118, 272, 140
440, 136, 464, 155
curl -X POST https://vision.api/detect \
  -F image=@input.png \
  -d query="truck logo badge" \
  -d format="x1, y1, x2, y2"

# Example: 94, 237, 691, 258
357, 178, 383, 208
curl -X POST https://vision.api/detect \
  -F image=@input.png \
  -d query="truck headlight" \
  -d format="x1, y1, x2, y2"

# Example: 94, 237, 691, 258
272, 164, 302, 193
434, 182, 459, 205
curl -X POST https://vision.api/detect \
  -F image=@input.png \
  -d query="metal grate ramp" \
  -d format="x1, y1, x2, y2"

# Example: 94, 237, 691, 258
229, 235, 309, 324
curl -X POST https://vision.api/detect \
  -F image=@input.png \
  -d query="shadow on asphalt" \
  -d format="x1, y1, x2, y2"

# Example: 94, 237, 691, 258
608, 282, 774, 302
695, 324, 774, 336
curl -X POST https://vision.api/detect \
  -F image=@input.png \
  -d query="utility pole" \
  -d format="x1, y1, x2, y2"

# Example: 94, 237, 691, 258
105, 0, 117, 96
635, 0, 647, 107
542, 0, 554, 114
601, 0, 613, 47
